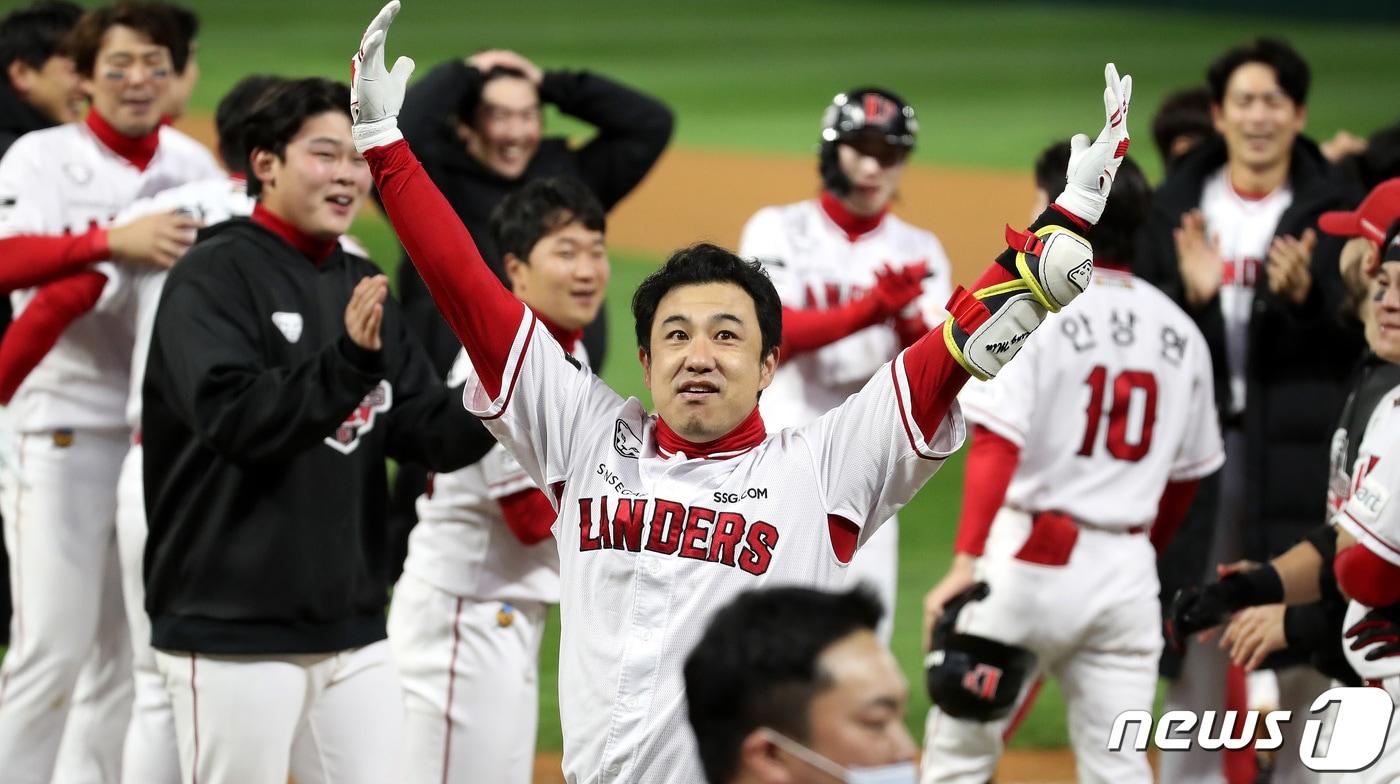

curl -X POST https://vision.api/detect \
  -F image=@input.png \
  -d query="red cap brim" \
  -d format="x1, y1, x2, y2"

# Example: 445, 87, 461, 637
1318, 210, 1362, 239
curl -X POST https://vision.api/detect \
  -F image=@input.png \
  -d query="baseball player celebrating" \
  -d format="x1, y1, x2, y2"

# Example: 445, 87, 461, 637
919, 148, 1224, 784
0, 5, 220, 782
353, 4, 1130, 780
741, 87, 951, 638
387, 176, 609, 784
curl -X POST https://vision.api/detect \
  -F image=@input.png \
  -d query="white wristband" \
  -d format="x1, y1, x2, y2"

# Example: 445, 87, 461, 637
351, 118, 403, 154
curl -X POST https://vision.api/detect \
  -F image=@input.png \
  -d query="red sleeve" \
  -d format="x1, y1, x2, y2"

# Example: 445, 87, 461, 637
780, 296, 882, 356
894, 313, 930, 350
1336, 544, 1400, 608
498, 488, 559, 546
1149, 478, 1200, 555
0, 228, 109, 292
897, 262, 1016, 438
954, 425, 1021, 556
364, 140, 525, 399
0, 270, 107, 404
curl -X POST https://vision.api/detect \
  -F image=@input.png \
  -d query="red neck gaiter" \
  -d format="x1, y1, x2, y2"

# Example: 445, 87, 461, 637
86, 111, 160, 172
252, 203, 337, 265
820, 190, 887, 242
655, 406, 766, 460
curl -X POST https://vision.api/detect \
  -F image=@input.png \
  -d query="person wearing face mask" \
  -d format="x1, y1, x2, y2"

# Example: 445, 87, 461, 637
0, 4, 222, 782
1133, 37, 1365, 784
139, 77, 495, 784
739, 88, 952, 642
352, 4, 1132, 780
684, 585, 918, 784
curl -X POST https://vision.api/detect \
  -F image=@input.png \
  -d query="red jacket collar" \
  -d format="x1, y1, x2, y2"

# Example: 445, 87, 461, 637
533, 311, 583, 354
85, 111, 160, 172
251, 203, 338, 265
656, 406, 766, 460
820, 190, 887, 242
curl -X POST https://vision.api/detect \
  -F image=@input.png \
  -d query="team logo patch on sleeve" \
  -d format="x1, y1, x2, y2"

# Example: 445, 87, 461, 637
614, 419, 642, 458
325, 380, 392, 454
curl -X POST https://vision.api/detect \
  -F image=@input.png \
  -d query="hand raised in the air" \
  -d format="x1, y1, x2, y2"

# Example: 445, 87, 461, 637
1266, 228, 1316, 306
1055, 63, 1132, 226
1174, 209, 1224, 308
345, 274, 389, 351
108, 209, 201, 269
350, 0, 416, 152
467, 49, 543, 86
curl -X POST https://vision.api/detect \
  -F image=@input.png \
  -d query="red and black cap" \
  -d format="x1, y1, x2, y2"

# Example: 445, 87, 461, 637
1319, 177, 1400, 245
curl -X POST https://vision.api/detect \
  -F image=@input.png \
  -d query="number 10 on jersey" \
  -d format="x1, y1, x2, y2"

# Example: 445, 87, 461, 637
1078, 366, 1158, 462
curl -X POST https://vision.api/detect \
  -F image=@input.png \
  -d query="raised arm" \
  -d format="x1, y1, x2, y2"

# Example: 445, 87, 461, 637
351, 1, 525, 400
0, 270, 107, 403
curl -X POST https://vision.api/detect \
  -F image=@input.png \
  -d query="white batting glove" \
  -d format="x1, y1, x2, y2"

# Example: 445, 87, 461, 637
1054, 63, 1132, 226
350, 0, 416, 153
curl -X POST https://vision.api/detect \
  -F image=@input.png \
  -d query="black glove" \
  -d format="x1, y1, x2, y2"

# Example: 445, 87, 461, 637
1165, 566, 1285, 653
1346, 606, 1400, 662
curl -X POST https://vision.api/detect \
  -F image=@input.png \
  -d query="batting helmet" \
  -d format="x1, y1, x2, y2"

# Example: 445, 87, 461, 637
818, 87, 918, 195
924, 582, 1036, 722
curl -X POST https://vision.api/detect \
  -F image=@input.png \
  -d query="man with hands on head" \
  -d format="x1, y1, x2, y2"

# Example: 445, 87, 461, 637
353, 3, 1131, 781
140, 77, 494, 784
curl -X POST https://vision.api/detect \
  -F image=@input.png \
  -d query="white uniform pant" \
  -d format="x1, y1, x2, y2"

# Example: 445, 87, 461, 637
387, 572, 548, 784
0, 428, 131, 784
116, 443, 180, 784
155, 639, 402, 784
845, 515, 898, 644
921, 508, 1160, 784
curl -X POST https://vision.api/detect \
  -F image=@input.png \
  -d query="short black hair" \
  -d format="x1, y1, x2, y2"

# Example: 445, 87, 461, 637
456, 64, 537, 127
243, 77, 351, 198
1207, 38, 1310, 107
684, 586, 883, 784
631, 243, 783, 360
0, 1, 82, 73
215, 74, 283, 175
1151, 87, 1214, 172
490, 176, 606, 266
156, 2, 196, 74
1034, 139, 1151, 267
65, 2, 183, 78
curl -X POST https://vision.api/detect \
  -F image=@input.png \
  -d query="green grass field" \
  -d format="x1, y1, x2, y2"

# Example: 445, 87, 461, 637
9, 0, 1399, 756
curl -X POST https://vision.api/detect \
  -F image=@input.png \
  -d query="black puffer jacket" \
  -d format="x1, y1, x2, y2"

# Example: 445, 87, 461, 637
1136, 135, 1364, 561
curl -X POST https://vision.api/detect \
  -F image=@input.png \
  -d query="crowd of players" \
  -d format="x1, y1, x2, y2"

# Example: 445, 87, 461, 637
0, 1, 1395, 783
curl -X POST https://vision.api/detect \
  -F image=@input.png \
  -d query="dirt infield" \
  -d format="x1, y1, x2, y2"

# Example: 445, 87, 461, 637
171, 117, 1031, 285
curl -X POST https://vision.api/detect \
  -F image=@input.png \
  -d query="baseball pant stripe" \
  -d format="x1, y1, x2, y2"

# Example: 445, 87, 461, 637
442, 597, 464, 784
191, 653, 200, 784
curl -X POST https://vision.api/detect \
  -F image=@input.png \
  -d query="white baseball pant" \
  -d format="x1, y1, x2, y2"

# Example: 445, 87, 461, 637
921, 507, 1160, 784
155, 639, 402, 784
0, 428, 131, 784
387, 571, 548, 784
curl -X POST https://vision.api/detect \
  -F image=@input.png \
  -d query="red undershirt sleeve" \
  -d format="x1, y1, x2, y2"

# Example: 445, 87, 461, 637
780, 296, 883, 356
498, 488, 559, 546
0, 228, 110, 292
364, 140, 525, 399
1335, 544, 1400, 609
954, 425, 1021, 556
0, 269, 107, 403
1149, 478, 1200, 555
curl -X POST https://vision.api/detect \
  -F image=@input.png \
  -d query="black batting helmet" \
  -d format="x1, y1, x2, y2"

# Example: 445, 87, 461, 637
818, 87, 918, 195
924, 582, 1036, 722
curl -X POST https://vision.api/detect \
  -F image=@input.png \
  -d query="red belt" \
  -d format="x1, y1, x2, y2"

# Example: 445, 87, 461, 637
1015, 511, 1145, 567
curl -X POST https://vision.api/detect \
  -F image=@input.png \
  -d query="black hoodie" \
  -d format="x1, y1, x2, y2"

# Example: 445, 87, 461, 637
1135, 134, 1364, 561
142, 217, 494, 654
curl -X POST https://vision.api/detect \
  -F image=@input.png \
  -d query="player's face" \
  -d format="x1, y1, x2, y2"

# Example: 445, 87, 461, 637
1374, 261, 1400, 363
82, 25, 173, 137
800, 631, 917, 777
463, 76, 542, 180
640, 281, 777, 442
836, 137, 908, 217
1213, 62, 1306, 175
505, 219, 610, 331
162, 45, 198, 120
12, 55, 84, 125
254, 111, 371, 242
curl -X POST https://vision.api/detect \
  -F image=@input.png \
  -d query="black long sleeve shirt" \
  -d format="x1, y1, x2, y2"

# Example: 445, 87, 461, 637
142, 218, 493, 654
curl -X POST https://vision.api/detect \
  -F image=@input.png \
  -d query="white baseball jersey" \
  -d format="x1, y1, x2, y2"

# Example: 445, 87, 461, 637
402, 342, 588, 605
1335, 382, 1400, 684
740, 199, 952, 427
960, 269, 1225, 528
460, 309, 964, 784
1198, 167, 1292, 415
0, 122, 221, 432
114, 176, 255, 430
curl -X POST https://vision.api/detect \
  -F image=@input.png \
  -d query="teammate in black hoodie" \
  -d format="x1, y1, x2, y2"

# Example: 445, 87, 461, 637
141, 78, 493, 782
